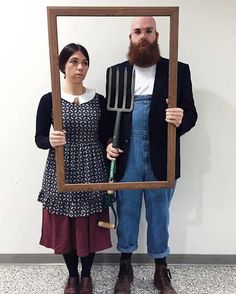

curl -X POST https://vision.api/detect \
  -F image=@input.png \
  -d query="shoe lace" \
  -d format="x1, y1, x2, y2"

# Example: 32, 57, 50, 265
167, 268, 172, 279
159, 267, 172, 288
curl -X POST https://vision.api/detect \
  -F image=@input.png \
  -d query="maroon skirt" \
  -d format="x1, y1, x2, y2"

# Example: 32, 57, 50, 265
40, 207, 112, 256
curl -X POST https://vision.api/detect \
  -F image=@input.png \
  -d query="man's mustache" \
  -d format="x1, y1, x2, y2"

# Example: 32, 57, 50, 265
137, 40, 151, 47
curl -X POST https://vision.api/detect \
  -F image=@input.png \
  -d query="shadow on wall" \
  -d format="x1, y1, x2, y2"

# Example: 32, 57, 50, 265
169, 88, 236, 253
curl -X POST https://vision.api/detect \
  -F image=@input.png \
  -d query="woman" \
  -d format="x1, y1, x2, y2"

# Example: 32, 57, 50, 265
35, 43, 112, 294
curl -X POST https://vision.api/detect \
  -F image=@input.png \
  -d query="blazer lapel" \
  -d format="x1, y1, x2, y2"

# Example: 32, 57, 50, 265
150, 58, 169, 115
153, 58, 168, 99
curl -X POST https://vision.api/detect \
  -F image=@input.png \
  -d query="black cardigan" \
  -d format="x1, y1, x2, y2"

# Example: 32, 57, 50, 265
105, 57, 198, 181
35, 92, 112, 150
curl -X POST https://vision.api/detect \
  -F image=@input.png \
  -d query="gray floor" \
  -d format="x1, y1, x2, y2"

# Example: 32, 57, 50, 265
1, 264, 236, 294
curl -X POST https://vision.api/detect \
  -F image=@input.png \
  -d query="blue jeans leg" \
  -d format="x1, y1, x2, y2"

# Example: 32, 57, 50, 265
144, 187, 175, 258
116, 122, 145, 253
117, 189, 143, 253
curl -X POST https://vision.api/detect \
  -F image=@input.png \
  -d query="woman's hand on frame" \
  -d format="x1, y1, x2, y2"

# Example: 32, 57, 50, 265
49, 130, 66, 148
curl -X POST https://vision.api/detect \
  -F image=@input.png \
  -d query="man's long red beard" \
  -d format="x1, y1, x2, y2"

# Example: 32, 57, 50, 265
128, 39, 161, 67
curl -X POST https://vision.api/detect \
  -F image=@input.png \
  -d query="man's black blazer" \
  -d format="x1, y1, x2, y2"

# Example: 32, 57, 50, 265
105, 57, 198, 181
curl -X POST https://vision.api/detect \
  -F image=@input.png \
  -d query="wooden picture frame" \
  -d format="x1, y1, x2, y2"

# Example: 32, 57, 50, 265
47, 6, 179, 192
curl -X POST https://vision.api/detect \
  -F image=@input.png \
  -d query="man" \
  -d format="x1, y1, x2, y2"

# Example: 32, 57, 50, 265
106, 17, 197, 294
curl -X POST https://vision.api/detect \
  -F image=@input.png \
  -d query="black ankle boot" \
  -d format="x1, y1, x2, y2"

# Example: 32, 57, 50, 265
154, 264, 177, 294
114, 259, 133, 294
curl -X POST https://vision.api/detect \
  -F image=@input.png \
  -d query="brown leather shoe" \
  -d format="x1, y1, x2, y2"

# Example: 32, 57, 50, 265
64, 277, 80, 294
114, 259, 133, 294
80, 277, 93, 294
154, 264, 177, 294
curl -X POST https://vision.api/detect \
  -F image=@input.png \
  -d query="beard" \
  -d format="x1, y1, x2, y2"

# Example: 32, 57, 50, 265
128, 38, 161, 67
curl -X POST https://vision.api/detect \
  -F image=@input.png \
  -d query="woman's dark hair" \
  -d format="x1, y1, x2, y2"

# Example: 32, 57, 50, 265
58, 43, 90, 74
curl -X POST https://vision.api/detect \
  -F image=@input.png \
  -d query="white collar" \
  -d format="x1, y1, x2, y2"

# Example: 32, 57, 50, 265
61, 88, 96, 104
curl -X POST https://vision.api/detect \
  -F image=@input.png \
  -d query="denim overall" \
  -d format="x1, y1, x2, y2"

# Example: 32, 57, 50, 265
117, 95, 175, 258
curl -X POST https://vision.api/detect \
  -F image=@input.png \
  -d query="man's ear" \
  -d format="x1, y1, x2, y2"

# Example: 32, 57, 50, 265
156, 32, 159, 41
129, 34, 131, 40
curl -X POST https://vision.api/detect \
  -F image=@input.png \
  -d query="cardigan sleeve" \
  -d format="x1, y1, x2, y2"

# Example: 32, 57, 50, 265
35, 93, 53, 150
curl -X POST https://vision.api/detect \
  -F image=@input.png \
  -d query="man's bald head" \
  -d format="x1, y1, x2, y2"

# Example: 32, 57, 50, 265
130, 16, 157, 33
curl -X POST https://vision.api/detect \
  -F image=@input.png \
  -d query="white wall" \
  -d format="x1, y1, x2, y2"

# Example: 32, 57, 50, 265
0, 0, 235, 255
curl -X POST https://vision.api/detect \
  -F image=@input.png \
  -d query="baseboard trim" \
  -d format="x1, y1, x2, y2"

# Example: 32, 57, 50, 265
0, 254, 236, 265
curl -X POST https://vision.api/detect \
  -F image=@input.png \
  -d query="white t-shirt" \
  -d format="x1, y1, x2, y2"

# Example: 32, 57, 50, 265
134, 64, 156, 95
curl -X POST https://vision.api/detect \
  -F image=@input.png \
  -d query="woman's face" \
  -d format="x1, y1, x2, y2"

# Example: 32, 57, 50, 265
64, 50, 89, 84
